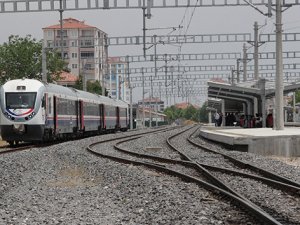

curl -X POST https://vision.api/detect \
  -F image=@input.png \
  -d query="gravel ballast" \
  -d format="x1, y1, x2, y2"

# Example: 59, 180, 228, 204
0, 126, 299, 224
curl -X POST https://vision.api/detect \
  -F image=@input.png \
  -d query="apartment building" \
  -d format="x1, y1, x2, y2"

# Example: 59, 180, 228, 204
137, 97, 165, 112
43, 18, 107, 82
107, 57, 129, 102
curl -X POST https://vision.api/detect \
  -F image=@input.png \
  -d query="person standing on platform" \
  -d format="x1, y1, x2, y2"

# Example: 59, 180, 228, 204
218, 113, 223, 127
214, 112, 220, 127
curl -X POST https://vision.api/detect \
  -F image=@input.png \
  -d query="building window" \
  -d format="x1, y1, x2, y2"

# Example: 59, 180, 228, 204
84, 64, 94, 70
72, 64, 78, 69
46, 30, 53, 37
81, 52, 94, 58
82, 30, 93, 37
55, 40, 67, 47
80, 39, 94, 47
72, 53, 77, 58
70, 30, 77, 37
111, 74, 116, 80
47, 40, 53, 48
57, 30, 67, 38
71, 41, 78, 47
111, 65, 116, 74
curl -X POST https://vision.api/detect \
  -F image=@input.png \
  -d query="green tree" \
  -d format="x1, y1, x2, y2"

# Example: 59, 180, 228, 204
198, 101, 209, 123
289, 91, 300, 105
74, 75, 107, 95
183, 105, 197, 120
0, 35, 65, 84
164, 105, 186, 123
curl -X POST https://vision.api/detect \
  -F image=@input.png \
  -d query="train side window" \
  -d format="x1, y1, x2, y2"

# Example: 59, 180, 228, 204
42, 96, 46, 108
48, 97, 52, 114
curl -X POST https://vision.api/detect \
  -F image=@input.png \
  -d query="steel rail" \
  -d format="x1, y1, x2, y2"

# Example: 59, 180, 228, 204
0, 144, 36, 155
87, 126, 282, 225
188, 127, 300, 188
197, 162, 300, 195
113, 129, 300, 195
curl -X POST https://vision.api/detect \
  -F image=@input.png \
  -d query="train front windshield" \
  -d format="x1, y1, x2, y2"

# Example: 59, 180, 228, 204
6, 92, 36, 109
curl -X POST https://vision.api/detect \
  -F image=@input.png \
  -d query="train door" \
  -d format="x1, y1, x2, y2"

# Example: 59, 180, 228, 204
126, 107, 129, 127
75, 100, 79, 132
42, 93, 47, 124
99, 104, 104, 131
53, 96, 57, 134
102, 104, 106, 130
116, 107, 120, 129
79, 100, 84, 131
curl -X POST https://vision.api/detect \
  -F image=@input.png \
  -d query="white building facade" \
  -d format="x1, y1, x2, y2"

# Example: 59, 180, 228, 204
43, 18, 107, 83
107, 57, 129, 102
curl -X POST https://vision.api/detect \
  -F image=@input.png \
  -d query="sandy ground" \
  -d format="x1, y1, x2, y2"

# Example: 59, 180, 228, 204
0, 140, 7, 146
269, 156, 300, 168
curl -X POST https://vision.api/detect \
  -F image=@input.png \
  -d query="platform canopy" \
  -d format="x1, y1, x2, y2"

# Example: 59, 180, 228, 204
207, 78, 300, 127
208, 78, 300, 100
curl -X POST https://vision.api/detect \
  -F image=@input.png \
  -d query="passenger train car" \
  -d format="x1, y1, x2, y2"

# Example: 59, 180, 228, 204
0, 79, 128, 145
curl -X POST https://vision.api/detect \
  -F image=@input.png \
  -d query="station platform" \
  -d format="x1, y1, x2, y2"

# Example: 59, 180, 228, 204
199, 125, 300, 157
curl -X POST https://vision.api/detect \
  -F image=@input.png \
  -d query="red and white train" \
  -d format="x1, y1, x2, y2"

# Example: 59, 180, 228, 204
0, 79, 129, 145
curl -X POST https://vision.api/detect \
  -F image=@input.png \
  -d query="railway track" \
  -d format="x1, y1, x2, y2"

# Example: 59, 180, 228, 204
170, 126, 300, 225
0, 126, 173, 156
87, 125, 300, 224
0, 142, 38, 155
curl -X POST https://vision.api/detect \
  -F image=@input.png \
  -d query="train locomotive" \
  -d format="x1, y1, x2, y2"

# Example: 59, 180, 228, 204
0, 78, 129, 145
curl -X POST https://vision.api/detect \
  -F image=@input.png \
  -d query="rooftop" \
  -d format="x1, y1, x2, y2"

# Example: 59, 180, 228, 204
43, 18, 97, 29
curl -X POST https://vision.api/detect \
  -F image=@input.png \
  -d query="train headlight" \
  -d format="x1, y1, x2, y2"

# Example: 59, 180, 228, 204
13, 124, 25, 133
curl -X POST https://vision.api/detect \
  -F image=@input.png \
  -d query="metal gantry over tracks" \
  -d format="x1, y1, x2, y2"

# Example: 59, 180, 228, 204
1, 0, 300, 13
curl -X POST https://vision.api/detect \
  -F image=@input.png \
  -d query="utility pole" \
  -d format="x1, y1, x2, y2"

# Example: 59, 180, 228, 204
109, 64, 112, 96
243, 43, 248, 82
236, 60, 240, 83
83, 59, 87, 91
42, 47, 47, 82
154, 35, 157, 77
103, 35, 109, 96
293, 92, 296, 122
126, 56, 133, 130
149, 75, 153, 128
142, 7, 146, 58
248, 21, 264, 80
254, 21, 259, 80
159, 82, 162, 104
142, 67, 145, 128
155, 96, 158, 127
164, 54, 168, 107
275, 0, 284, 130
59, 0, 64, 60
142, 0, 152, 58
170, 66, 174, 105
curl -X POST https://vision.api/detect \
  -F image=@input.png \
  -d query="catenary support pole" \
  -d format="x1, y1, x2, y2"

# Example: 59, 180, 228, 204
275, 0, 284, 130
243, 43, 247, 82
59, 0, 64, 60
236, 60, 240, 83
42, 47, 47, 82
149, 75, 152, 128
103, 35, 109, 96
293, 92, 296, 122
254, 21, 259, 80
126, 56, 133, 130
142, 67, 145, 128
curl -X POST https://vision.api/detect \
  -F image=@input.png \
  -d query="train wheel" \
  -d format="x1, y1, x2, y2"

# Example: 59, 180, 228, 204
8, 141, 19, 147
